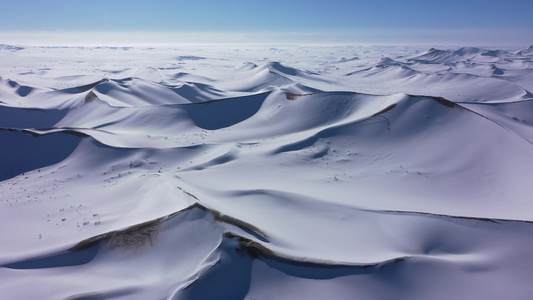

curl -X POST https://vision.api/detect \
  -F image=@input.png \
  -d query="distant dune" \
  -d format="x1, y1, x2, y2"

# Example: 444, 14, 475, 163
1, 45, 533, 299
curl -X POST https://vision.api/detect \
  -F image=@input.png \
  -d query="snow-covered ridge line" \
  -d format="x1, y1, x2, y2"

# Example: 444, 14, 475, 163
3, 201, 410, 272
370, 209, 533, 224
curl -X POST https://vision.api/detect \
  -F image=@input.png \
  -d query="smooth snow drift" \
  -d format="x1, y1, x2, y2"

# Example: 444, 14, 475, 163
1, 44, 533, 299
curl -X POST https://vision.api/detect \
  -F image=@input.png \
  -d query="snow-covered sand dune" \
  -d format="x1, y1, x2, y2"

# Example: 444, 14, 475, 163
1, 45, 533, 299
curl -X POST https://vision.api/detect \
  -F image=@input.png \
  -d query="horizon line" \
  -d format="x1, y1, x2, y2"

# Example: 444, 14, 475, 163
1, 30, 532, 48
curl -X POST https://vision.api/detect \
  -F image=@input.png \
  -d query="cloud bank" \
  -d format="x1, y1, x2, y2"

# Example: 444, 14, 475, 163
1, 29, 531, 47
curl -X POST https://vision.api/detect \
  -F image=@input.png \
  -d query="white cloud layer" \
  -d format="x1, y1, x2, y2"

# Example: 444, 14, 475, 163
0, 29, 531, 47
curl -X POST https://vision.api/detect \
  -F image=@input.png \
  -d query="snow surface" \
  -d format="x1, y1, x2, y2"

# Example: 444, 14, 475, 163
1, 44, 533, 299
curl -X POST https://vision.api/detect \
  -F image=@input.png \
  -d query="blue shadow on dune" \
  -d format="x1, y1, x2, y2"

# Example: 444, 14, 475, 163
0, 129, 84, 181
182, 92, 269, 130
2, 240, 101, 269
0, 106, 68, 128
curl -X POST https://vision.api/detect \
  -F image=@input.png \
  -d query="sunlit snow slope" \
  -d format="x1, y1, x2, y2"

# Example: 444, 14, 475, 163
1, 45, 533, 299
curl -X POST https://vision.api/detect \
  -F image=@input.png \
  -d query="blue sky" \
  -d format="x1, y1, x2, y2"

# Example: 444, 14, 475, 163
1, 0, 532, 45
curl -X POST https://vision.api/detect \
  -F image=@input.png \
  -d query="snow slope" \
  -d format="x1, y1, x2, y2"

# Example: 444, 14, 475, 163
1, 45, 533, 299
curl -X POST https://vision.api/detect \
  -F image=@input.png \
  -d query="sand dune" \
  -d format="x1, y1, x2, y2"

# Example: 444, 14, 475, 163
408, 48, 467, 64
517, 45, 533, 56
1, 45, 533, 299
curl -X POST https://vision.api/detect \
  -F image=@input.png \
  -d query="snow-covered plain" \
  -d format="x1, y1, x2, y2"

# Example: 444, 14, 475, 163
1, 44, 533, 299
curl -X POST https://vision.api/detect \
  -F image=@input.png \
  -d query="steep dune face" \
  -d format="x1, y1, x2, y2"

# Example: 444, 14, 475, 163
1, 45, 533, 299
408, 48, 467, 64
517, 45, 533, 56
